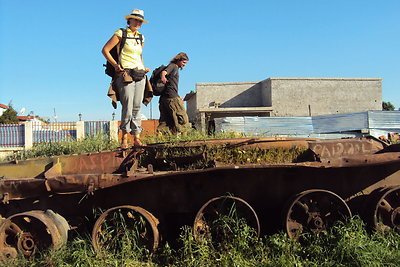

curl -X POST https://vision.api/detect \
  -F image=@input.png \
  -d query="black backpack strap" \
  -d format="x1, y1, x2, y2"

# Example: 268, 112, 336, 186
138, 33, 143, 45
119, 28, 127, 53
129, 33, 143, 45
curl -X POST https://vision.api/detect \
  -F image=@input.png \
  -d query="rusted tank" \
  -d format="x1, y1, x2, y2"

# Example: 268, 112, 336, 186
0, 136, 400, 259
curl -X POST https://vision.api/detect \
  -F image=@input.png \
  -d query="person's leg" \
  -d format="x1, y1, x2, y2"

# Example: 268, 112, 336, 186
130, 78, 145, 137
167, 99, 179, 132
174, 98, 190, 132
157, 98, 172, 135
169, 97, 190, 133
129, 78, 146, 146
116, 77, 134, 134
121, 129, 129, 148
115, 77, 134, 148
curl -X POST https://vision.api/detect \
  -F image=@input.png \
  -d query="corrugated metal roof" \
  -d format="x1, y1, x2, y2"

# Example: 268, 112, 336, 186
312, 112, 368, 133
214, 111, 400, 139
215, 117, 313, 137
368, 111, 400, 129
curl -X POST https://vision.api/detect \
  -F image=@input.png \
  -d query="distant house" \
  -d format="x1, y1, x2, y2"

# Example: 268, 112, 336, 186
16, 116, 37, 122
0, 104, 8, 116
0, 104, 39, 124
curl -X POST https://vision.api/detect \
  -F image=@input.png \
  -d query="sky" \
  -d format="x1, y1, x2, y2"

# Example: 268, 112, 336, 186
0, 0, 399, 122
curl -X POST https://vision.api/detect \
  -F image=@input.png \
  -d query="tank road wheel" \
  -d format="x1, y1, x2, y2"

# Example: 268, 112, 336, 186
0, 210, 69, 261
193, 196, 260, 243
91, 205, 160, 254
284, 189, 351, 239
371, 186, 400, 232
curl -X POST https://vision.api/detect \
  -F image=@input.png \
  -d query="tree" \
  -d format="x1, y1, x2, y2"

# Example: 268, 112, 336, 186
382, 101, 395, 111
0, 106, 19, 124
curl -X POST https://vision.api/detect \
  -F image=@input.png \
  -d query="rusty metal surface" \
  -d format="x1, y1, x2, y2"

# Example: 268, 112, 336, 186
193, 196, 260, 242
0, 150, 126, 179
0, 136, 400, 203
0, 173, 153, 201
370, 186, 400, 232
91, 205, 160, 253
283, 189, 352, 239
300, 152, 400, 168
308, 137, 385, 160
0, 210, 68, 260
1, 136, 400, 259
0, 157, 54, 179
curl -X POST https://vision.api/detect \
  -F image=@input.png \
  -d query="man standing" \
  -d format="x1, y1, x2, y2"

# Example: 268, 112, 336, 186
157, 52, 190, 134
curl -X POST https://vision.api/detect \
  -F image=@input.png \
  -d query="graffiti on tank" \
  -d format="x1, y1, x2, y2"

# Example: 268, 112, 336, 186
312, 141, 374, 158
63, 152, 123, 174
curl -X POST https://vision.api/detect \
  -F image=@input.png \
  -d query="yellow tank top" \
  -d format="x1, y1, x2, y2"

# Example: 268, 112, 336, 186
114, 28, 145, 70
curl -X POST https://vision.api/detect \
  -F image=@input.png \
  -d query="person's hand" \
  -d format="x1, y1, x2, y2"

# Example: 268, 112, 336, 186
114, 65, 124, 73
161, 76, 168, 84
144, 67, 151, 73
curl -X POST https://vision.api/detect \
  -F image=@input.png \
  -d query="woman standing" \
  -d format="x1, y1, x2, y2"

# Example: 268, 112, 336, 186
102, 9, 150, 148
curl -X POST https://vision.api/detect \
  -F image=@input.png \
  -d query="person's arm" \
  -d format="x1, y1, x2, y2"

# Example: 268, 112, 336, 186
160, 70, 168, 84
161, 64, 175, 84
102, 35, 124, 73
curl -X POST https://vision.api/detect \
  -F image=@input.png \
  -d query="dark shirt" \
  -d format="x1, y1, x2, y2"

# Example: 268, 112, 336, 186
162, 63, 180, 98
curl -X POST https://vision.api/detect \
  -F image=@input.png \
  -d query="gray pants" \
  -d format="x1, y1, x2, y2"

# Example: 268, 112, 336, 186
115, 76, 145, 135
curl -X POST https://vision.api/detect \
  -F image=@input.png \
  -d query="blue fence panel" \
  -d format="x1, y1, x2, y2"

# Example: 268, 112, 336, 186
33, 122, 77, 144
0, 124, 24, 147
84, 121, 110, 136
33, 130, 77, 144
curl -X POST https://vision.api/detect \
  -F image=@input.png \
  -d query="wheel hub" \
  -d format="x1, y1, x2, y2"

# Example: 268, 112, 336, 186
391, 207, 400, 229
17, 232, 35, 256
308, 213, 324, 231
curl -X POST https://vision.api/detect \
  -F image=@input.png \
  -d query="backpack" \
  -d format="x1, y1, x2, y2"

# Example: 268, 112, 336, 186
104, 28, 143, 78
149, 65, 167, 96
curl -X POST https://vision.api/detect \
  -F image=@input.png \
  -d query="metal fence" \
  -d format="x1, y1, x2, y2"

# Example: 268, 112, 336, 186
84, 121, 110, 137
0, 121, 118, 148
33, 121, 77, 144
214, 111, 400, 139
0, 124, 24, 147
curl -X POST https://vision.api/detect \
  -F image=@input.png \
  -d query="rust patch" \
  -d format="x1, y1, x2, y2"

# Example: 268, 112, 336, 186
309, 138, 385, 160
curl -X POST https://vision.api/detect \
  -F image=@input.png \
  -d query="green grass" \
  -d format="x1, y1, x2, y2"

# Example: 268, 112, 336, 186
140, 145, 305, 171
143, 128, 246, 144
4, 133, 119, 161
5, 130, 306, 169
3, 217, 400, 267
140, 129, 307, 170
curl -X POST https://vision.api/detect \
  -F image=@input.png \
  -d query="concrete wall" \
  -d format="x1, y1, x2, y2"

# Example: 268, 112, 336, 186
269, 78, 382, 116
186, 77, 382, 122
195, 81, 269, 109
186, 93, 197, 122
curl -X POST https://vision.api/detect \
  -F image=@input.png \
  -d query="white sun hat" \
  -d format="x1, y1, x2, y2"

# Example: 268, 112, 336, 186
125, 9, 148, 23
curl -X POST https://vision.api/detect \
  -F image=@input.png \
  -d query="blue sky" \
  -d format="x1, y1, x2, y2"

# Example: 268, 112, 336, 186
1, 0, 399, 122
